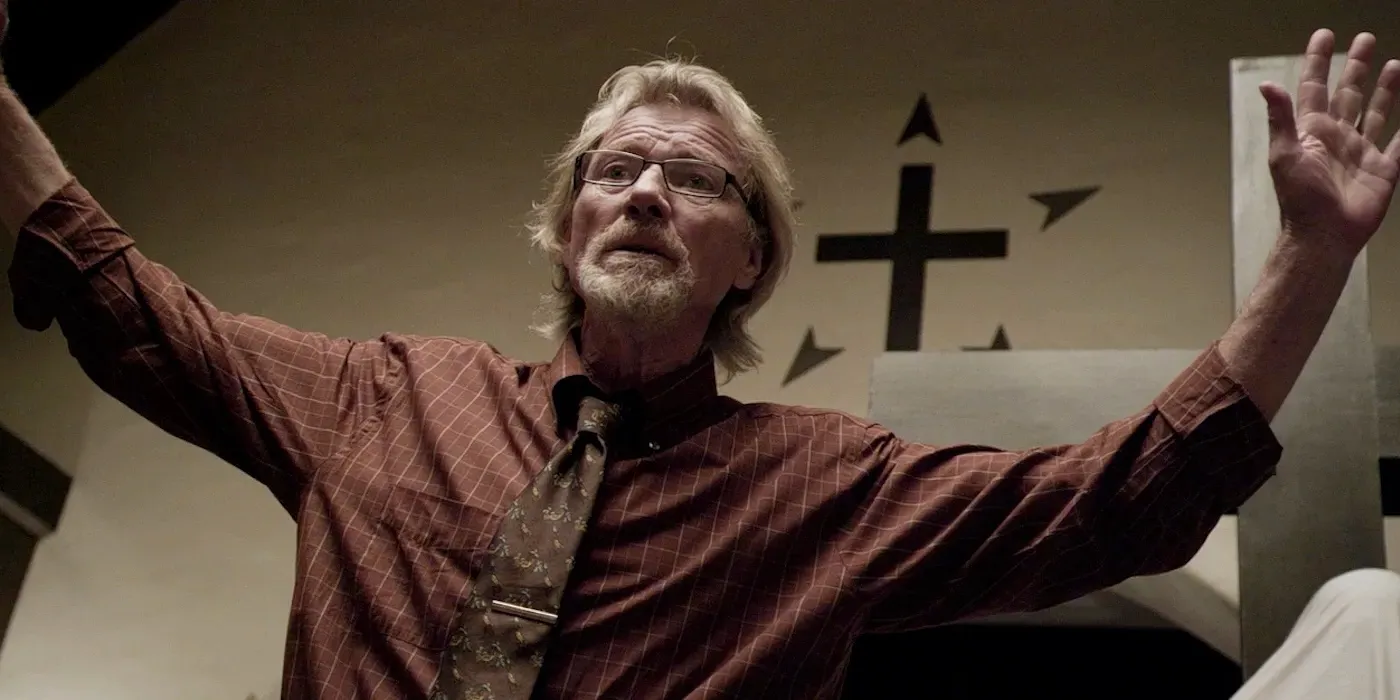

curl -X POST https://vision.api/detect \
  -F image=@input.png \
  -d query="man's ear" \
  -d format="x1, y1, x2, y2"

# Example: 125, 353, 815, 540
733, 237, 763, 291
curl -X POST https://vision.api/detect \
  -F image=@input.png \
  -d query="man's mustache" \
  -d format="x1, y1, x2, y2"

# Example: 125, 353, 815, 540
591, 222, 684, 261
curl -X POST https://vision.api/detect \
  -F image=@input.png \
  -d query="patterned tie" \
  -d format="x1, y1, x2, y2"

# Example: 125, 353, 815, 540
432, 393, 621, 700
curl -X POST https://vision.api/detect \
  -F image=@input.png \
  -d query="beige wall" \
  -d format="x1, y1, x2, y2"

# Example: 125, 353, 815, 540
0, 1, 1397, 697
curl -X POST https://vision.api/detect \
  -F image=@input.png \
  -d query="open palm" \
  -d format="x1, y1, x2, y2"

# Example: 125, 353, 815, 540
1262, 30, 1400, 254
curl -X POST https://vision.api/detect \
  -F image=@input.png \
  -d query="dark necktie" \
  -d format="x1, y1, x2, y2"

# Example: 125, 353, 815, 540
431, 394, 621, 700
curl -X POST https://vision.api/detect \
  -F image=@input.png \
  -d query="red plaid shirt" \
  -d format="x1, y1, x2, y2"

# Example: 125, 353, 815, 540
8, 179, 1281, 699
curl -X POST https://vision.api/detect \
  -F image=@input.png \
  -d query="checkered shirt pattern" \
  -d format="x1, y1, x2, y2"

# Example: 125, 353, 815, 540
7, 179, 1283, 699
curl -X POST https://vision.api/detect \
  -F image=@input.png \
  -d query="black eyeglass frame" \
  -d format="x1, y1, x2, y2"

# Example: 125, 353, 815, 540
573, 149, 751, 204
569, 149, 772, 268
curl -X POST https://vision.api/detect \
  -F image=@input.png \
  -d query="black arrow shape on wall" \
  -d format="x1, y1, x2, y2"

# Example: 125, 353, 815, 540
898, 93, 941, 145
782, 328, 844, 386
961, 325, 1012, 351
1030, 187, 1100, 231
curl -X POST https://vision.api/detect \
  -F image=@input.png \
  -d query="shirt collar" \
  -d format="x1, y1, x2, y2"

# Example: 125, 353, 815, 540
545, 330, 719, 438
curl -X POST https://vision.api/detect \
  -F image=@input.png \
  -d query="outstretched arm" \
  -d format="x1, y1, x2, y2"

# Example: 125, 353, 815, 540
1, 34, 397, 512
842, 29, 1399, 631
842, 340, 1281, 629
1220, 29, 1400, 420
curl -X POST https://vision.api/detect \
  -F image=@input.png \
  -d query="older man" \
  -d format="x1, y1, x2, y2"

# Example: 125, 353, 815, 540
2, 17, 1397, 700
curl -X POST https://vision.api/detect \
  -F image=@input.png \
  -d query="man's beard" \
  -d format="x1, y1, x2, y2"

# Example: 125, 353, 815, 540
574, 220, 696, 331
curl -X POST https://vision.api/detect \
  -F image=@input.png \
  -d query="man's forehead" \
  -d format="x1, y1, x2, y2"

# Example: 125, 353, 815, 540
599, 104, 740, 163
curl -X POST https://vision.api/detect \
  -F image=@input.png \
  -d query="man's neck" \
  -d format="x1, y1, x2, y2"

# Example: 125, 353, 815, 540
577, 314, 707, 393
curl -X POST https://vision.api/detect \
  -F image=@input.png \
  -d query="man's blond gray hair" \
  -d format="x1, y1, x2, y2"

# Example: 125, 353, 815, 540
526, 57, 796, 379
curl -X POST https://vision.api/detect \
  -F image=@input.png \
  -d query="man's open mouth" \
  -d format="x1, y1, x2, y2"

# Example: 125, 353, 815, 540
610, 244, 667, 257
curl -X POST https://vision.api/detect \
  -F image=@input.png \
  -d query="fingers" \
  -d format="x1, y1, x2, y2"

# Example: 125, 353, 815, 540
1297, 29, 1336, 117
1261, 82, 1300, 151
1330, 33, 1377, 125
1299, 30, 1399, 149
1361, 59, 1400, 142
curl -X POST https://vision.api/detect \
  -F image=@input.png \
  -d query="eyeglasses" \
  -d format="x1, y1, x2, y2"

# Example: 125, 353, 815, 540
575, 149, 743, 200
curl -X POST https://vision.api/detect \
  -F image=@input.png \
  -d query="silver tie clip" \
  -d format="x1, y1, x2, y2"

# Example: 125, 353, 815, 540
490, 599, 558, 625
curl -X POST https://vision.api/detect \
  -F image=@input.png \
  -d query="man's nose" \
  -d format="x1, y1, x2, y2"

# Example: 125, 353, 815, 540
625, 164, 670, 222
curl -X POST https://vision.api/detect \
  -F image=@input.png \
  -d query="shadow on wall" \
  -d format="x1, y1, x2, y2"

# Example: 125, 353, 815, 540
0, 231, 97, 480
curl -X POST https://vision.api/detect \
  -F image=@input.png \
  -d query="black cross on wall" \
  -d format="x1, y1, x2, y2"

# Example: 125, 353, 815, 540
816, 165, 1008, 351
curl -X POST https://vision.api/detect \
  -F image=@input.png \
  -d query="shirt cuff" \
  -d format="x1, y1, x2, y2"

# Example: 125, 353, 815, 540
18, 177, 132, 269
1153, 340, 1282, 510
6, 177, 134, 331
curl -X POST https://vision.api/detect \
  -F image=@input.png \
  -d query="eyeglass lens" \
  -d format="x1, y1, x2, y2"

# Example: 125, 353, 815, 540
582, 151, 726, 197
